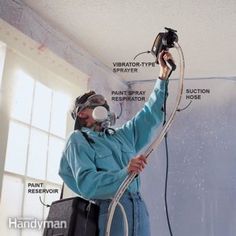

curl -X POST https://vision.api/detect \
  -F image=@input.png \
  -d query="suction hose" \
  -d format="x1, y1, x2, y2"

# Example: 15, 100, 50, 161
105, 42, 185, 236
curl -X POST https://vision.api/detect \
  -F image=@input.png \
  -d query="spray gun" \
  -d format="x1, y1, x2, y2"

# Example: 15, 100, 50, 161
151, 27, 178, 70
133, 27, 178, 70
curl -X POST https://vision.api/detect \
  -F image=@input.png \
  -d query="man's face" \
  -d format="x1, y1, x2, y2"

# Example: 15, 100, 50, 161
78, 107, 97, 128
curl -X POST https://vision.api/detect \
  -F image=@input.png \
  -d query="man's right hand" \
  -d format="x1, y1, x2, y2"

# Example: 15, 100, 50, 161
127, 155, 147, 175
158, 50, 175, 80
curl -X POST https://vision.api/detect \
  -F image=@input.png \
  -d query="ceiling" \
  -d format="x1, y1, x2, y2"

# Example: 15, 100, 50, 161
22, 0, 236, 81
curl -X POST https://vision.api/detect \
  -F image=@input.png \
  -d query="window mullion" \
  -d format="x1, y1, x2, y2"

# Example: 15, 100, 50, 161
4, 171, 62, 188
43, 89, 54, 219
10, 117, 66, 140
20, 79, 36, 223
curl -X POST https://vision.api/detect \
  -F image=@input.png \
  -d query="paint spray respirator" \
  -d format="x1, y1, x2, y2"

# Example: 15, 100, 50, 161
77, 94, 117, 129
151, 27, 178, 70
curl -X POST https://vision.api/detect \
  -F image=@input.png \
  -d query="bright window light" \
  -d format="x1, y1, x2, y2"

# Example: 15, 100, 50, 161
1, 44, 75, 236
50, 91, 71, 138
23, 180, 44, 219
0, 175, 24, 236
11, 70, 34, 123
5, 121, 30, 174
47, 136, 65, 184
27, 129, 48, 180
32, 82, 52, 131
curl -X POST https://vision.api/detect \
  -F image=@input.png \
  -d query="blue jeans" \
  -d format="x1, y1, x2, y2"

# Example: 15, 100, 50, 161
96, 192, 151, 236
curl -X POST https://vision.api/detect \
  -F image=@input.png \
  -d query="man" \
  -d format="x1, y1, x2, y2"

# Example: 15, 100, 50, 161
59, 51, 174, 235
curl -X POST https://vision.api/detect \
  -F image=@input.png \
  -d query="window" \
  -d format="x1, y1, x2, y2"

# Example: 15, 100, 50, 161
0, 49, 75, 236
5, 70, 70, 182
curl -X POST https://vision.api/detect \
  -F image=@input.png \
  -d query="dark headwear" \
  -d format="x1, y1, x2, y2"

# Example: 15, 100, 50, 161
71, 91, 109, 130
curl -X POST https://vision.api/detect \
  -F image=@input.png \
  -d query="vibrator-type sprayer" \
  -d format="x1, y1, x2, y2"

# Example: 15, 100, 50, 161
105, 27, 185, 236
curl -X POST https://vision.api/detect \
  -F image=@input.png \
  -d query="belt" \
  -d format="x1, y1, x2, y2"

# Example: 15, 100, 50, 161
95, 191, 142, 205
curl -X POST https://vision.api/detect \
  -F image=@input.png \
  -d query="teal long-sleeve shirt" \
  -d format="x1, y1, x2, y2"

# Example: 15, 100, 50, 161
59, 79, 167, 200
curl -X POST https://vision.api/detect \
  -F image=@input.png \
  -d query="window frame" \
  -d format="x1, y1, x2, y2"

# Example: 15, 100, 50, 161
0, 43, 86, 235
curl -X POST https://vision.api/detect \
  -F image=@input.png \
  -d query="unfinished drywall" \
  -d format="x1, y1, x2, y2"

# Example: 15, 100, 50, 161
129, 77, 236, 236
0, 0, 128, 106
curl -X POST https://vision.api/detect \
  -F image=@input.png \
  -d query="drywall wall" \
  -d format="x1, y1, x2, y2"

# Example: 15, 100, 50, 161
130, 77, 236, 236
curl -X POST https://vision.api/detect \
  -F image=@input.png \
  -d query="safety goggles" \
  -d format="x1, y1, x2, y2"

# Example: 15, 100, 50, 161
77, 94, 106, 112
